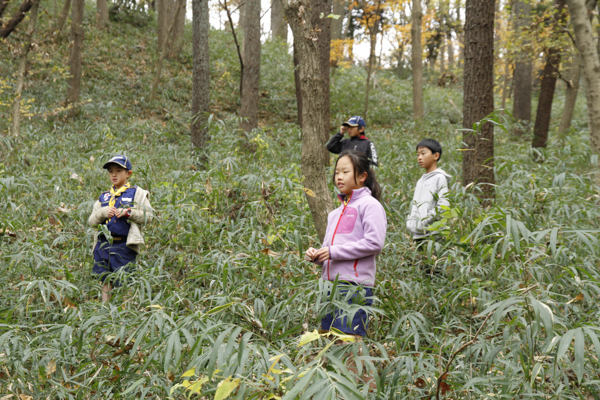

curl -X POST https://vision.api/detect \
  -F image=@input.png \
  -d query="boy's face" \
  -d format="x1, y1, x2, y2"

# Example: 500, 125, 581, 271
417, 147, 439, 172
347, 126, 364, 138
107, 164, 132, 189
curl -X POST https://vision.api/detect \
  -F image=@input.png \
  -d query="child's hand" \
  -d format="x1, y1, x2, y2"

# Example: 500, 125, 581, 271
340, 125, 348, 135
116, 208, 130, 218
314, 247, 330, 262
107, 206, 118, 218
305, 247, 318, 261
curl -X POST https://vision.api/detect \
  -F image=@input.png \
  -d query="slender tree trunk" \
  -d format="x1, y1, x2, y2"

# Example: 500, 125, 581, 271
567, 0, 600, 156
456, 0, 463, 66
54, 0, 72, 34
331, 0, 345, 40
11, 0, 40, 137
440, 35, 446, 72
0, 0, 33, 39
151, 0, 184, 99
283, 0, 335, 241
412, 0, 424, 119
293, 43, 303, 126
512, 0, 532, 134
158, 0, 176, 56
447, 31, 454, 70
66, 0, 85, 114
557, 56, 581, 136
462, 0, 495, 203
364, 31, 377, 118
170, 1, 186, 58
271, 0, 288, 41
191, 0, 210, 160
96, 0, 109, 29
501, 60, 511, 110
240, 0, 261, 132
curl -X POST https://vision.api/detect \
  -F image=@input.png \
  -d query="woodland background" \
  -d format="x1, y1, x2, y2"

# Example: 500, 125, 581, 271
1, 0, 600, 398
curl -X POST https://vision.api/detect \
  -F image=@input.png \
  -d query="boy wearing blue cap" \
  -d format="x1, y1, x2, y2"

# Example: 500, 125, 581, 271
326, 116, 378, 167
88, 155, 153, 301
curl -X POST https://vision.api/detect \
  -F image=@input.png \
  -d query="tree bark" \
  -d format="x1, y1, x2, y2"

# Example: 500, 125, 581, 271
293, 43, 303, 126
54, 0, 72, 34
0, 0, 10, 18
557, 56, 581, 136
331, 0, 345, 40
11, 0, 40, 137
532, 0, 567, 149
511, 0, 532, 134
462, 0, 495, 203
151, 0, 184, 99
240, 0, 261, 132
158, 0, 183, 58
440, 35, 445, 72
283, 0, 335, 241
96, 0, 109, 29
0, 0, 33, 39
567, 0, 600, 156
170, 1, 186, 58
191, 0, 210, 159
500, 60, 511, 110
447, 31, 454, 70
412, 0, 424, 119
271, 0, 288, 42
66, 0, 85, 113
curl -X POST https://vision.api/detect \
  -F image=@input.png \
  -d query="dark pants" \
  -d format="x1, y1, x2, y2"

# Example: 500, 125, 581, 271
321, 283, 374, 337
93, 237, 137, 286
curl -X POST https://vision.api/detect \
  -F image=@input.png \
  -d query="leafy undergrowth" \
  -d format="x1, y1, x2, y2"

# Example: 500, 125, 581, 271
1, 4, 600, 400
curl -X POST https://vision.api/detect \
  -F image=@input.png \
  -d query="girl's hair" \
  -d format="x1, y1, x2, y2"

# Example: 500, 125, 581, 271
333, 150, 382, 201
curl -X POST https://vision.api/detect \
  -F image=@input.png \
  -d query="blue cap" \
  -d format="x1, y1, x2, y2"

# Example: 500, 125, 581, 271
103, 155, 132, 171
343, 116, 366, 128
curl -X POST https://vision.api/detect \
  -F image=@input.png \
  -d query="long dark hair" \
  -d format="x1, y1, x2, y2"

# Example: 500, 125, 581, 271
333, 150, 382, 201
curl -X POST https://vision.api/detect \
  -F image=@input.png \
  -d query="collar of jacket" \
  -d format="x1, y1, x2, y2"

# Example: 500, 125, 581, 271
349, 135, 370, 140
337, 186, 372, 203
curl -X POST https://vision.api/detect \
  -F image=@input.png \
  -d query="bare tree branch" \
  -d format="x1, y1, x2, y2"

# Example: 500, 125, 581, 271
0, 0, 33, 39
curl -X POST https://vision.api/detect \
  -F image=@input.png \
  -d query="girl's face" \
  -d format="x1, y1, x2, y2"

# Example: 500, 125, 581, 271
335, 156, 367, 196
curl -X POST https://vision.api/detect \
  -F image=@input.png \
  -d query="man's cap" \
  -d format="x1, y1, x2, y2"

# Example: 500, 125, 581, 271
342, 116, 366, 128
103, 155, 132, 171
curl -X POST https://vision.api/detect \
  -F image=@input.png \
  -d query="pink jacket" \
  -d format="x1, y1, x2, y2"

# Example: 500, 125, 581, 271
315, 187, 387, 286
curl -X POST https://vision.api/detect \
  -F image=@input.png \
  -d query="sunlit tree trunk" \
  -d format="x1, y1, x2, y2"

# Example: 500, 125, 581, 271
412, 0, 424, 119
462, 0, 495, 203
96, 0, 109, 29
512, 0, 532, 135
240, 0, 261, 132
271, 0, 288, 41
66, 0, 85, 114
331, 0, 346, 40
191, 0, 210, 161
283, 0, 335, 241
558, 56, 581, 136
11, 0, 40, 137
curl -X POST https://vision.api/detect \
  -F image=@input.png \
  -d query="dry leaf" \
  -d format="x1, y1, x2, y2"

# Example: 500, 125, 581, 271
440, 373, 451, 395
205, 177, 213, 194
46, 360, 56, 377
56, 207, 70, 214
89, 156, 95, 162
261, 248, 280, 257
234, 253, 250, 258
19, 395, 32, 400
70, 172, 84, 185
567, 293, 584, 304
48, 215, 59, 226
303, 188, 315, 197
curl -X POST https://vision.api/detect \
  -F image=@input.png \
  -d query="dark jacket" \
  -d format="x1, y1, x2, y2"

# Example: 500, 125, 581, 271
326, 132, 379, 166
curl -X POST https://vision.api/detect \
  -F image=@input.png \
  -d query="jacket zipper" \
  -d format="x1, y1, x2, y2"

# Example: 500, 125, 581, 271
328, 193, 352, 280
353, 259, 359, 277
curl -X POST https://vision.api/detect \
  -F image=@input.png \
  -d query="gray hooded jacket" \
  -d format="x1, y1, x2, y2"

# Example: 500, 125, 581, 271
406, 169, 451, 239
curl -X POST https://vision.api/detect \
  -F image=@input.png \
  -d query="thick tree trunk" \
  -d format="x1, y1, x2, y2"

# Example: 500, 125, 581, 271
240, 0, 261, 132
331, 0, 345, 40
96, 0, 109, 29
567, 0, 600, 156
411, 0, 424, 119
66, 0, 85, 113
511, 0, 532, 134
11, 0, 40, 137
293, 43, 303, 126
532, 0, 567, 149
151, 0, 184, 99
462, 0, 495, 203
54, 0, 72, 34
557, 56, 581, 136
271, 0, 288, 41
191, 0, 210, 158
283, 0, 335, 241
0, 0, 33, 39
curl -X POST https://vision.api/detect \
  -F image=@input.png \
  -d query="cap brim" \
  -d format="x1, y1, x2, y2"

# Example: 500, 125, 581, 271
103, 161, 129, 170
343, 123, 359, 127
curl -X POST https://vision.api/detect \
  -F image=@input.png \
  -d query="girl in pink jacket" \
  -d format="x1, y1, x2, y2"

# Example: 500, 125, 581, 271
305, 150, 387, 337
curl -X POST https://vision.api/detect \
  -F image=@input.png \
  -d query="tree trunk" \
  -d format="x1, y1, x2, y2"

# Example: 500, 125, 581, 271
151, 0, 184, 99
96, 0, 109, 29
0, 0, 10, 18
331, 0, 345, 40
293, 43, 303, 126
462, 0, 495, 203
158, 0, 180, 57
440, 35, 445, 72
191, 0, 210, 160
447, 31, 454, 70
364, 31, 377, 118
511, 0, 532, 134
54, 0, 71, 34
170, 1, 186, 58
0, 0, 33, 39
567, 0, 600, 156
11, 0, 40, 137
271, 0, 288, 41
66, 0, 85, 113
412, 0, 424, 119
532, 0, 567, 150
557, 56, 581, 136
240, 0, 261, 132
283, 0, 335, 241
500, 60, 511, 110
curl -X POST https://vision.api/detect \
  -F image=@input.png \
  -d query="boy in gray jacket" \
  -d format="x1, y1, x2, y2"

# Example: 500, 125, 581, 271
406, 139, 451, 243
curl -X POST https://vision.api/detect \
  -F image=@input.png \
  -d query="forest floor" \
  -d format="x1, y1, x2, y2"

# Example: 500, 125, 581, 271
1, 5, 600, 399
